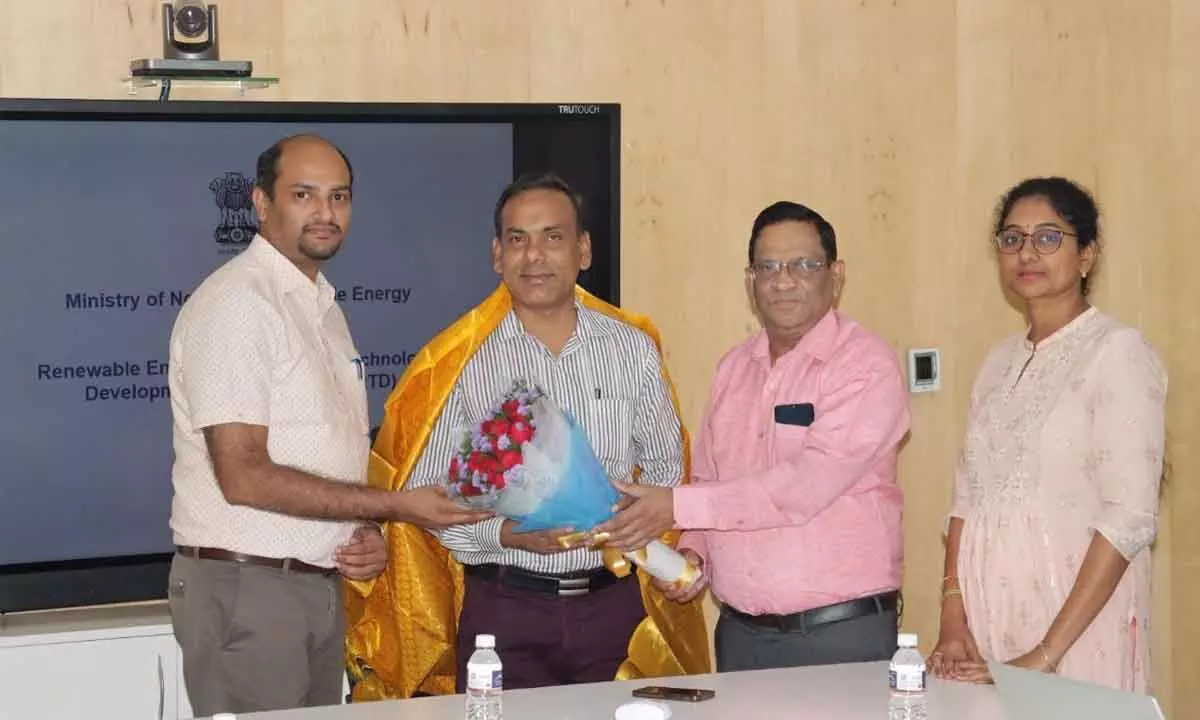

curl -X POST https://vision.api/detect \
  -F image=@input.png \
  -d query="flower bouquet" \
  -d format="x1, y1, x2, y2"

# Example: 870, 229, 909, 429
447, 380, 700, 589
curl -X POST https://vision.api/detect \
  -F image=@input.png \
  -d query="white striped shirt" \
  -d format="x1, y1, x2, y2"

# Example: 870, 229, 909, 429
406, 302, 684, 574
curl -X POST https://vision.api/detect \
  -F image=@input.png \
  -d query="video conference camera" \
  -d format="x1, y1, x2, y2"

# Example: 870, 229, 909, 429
131, 1, 252, 78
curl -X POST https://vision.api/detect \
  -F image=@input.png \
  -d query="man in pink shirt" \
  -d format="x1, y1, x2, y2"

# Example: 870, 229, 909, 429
597, 201, 910, 671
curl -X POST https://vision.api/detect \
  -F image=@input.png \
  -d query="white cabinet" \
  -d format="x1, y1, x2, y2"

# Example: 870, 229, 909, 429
0, 602, 193, 720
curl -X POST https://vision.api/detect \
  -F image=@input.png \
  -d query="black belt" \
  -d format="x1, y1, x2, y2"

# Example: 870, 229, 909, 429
724, 591, 900, 633
176, 545, 339, 577
464, 563, 629, 597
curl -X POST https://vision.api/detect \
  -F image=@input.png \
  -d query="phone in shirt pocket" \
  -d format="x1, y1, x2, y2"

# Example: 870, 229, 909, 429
774, 403, 815, 427
773, 402, 814, 453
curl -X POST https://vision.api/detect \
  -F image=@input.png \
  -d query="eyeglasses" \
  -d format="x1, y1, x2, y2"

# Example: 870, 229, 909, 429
748, 256, 829, 279
994, 227, 1077, 255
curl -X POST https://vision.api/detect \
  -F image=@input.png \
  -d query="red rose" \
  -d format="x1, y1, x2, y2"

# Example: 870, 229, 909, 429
449, 457, 461, 477
492, 475, 507, 490
499, 449, 522, 470
467, 451, 486, 472
502, 399, 520, 418
487, 470, 506, 489
509, 421, 532, 444
489, 417, 511, 438
461, 484, 481, 497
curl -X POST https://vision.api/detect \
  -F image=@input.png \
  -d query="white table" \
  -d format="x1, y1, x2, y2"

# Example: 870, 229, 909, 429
223, 661, 1006, 720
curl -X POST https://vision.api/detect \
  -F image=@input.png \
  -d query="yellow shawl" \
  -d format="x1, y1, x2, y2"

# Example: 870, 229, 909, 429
343, 284, 711, 700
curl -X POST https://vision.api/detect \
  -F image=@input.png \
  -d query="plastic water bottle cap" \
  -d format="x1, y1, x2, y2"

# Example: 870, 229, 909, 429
475, 633, 496, 649
614, 700, 672, 720
897, 632, 918, 648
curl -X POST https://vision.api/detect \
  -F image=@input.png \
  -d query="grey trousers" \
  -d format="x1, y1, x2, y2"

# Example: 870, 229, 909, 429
716, 604, 899, 673
168, 553, 345, 716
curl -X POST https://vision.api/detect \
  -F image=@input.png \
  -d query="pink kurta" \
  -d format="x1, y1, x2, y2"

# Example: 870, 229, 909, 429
949, 308, 1166, 692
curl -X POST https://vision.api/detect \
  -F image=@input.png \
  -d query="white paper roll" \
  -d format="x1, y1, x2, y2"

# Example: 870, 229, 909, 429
623, 540, 702, 588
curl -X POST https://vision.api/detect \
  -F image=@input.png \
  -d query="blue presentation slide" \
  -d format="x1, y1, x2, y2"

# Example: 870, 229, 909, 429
0, 120, 512, 564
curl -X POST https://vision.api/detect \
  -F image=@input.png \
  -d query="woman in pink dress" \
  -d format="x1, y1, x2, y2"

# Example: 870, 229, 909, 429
928, 177, 1167, 692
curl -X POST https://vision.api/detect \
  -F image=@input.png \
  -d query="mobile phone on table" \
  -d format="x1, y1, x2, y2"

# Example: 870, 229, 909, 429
632, 685, 716, 702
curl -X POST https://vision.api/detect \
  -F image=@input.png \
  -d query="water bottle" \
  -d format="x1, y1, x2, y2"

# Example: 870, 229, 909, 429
465, 633, 503, 720
888, 632, 928, 720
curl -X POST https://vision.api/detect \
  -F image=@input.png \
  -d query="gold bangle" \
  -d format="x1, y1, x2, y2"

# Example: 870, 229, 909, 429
942, 588, 963, 600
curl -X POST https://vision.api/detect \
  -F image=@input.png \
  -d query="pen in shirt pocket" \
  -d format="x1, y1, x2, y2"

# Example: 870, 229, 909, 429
351, 357, 364, 380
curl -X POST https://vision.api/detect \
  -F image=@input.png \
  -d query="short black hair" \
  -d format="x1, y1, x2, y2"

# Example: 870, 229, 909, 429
748, 201, 837, 265
493, 171, 586, 238
255, 134, 354, 201
994, 177, 1100, 294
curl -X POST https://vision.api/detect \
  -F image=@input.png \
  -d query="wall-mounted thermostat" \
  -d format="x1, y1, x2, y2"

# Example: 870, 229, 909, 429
907, 348, 940, 393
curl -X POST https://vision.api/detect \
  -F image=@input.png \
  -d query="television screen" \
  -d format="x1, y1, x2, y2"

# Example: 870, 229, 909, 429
0, 99, 620, 611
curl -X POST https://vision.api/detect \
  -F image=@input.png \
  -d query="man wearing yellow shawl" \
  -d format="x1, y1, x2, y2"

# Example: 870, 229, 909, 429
344, 173, 710, 699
